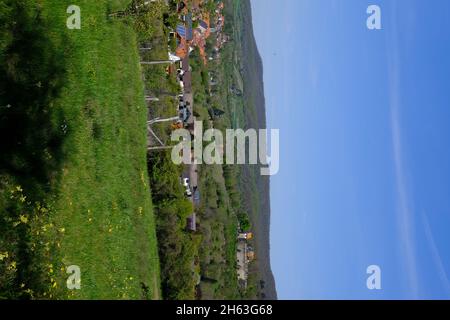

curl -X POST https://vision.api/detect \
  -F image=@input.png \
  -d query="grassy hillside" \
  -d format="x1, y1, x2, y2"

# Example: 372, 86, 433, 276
0, 0, 160, 299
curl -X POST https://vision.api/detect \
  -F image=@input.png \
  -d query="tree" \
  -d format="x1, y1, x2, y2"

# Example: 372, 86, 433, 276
237, 212, 251, 232
109, 0, 167, 41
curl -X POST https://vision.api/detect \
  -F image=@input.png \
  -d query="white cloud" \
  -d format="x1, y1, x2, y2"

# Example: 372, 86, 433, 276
421, 212, 450, 298
387, 2, 420, 297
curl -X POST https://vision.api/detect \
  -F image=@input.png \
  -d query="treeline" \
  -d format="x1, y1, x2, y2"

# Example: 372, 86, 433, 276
147, 151, 199, 300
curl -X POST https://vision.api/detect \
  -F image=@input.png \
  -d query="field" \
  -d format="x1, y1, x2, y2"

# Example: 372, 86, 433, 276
0, 0, 160, 299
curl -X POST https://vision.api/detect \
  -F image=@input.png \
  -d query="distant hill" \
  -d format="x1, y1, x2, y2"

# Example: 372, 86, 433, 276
238, 0, 277, 300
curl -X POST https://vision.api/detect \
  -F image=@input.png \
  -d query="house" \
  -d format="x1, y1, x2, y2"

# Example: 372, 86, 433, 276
176, 24, 192, 41
198, 20, 209, 33
238, 232, 253, 240
176, 16, 193, 41
176, 24, 187, 38
175, 38, 188, 59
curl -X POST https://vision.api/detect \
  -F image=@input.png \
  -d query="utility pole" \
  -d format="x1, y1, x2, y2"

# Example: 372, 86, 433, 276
145, 96, 160, 102
148, 127, 165, 146
141, 60, 174, 65
147, 116, 180, 151
148, 146, 174, 151
148, 116, 180, 125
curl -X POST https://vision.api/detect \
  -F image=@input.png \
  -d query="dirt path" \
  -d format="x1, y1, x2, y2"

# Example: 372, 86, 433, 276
153, 273, 160, 300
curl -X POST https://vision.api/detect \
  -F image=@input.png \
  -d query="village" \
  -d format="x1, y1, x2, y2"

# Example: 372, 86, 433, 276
144, 0, 256, 289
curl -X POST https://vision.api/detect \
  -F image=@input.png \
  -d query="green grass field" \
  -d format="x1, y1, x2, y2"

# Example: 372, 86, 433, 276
1, 0, 160, 299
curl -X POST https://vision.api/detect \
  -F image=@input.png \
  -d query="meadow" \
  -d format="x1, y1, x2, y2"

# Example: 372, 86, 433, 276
0, 0, 160, 299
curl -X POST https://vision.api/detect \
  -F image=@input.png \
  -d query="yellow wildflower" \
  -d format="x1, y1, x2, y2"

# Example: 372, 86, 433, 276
8, 261, 17, 271
19, 215, 28, 224
0, 252, 9, 261
140, 171, 147, 186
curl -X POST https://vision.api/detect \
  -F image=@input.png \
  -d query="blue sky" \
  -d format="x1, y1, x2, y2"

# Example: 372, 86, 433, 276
251, 0, 450, 299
